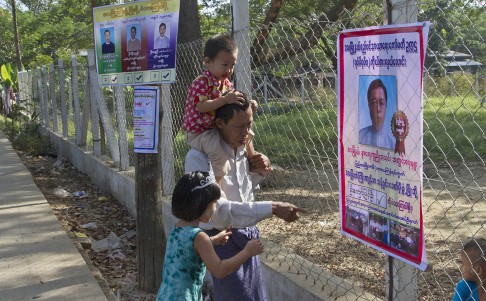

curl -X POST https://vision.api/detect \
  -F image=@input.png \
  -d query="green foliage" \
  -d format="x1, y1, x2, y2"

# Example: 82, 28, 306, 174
3, 106, 52, 156
11, 120, 52, 156
425, 72, 483, 97
0, 63, 18, 90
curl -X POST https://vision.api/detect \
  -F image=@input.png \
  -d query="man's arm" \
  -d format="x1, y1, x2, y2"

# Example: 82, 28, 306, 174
185, 148, 272, 229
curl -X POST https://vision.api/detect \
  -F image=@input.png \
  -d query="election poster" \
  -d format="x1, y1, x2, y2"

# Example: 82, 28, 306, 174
93, 0, 180, 86
337, 22, 430, 270
133, 86, 159, 153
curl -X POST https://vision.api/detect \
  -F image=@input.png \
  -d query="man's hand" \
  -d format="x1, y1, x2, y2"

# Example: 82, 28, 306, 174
272, 202, 307, 222
248, 152, 272, 176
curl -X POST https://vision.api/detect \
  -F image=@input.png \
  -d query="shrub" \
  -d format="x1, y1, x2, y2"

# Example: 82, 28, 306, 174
11, 117, 52, 156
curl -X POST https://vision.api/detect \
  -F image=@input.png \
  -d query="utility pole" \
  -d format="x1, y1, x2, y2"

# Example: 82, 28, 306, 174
11, 0, 23, 72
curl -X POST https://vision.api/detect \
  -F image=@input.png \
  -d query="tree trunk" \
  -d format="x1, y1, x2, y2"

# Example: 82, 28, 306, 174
171, 0, 202, 136
136, 149, 164, 292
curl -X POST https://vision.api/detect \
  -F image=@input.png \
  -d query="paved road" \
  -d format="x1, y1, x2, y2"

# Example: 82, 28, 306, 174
0, 130, 109, 301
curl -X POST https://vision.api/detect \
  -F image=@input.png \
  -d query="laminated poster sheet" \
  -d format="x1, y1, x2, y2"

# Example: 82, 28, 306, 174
93, 0, 180, 86
337, 22, 430, 270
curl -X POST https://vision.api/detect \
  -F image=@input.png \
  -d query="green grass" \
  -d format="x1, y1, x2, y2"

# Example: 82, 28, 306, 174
11, 92, 482, 171
423, 95, 486, 162
249, 95, 484, 168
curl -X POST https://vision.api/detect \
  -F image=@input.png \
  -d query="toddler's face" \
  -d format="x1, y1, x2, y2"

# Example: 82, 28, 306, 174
459, 250, 479, 281
205, 50, 237, 82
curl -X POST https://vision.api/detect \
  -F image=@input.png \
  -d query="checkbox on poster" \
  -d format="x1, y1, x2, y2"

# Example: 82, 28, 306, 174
150, 71, 160, 82
125, 73, 133, 84
134, 73, 143, 83
161, 71, 171, 81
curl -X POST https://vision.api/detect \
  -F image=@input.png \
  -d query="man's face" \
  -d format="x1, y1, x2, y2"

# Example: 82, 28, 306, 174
368, 86, 387, 132
216, 107, 253, 151
104, 31, 111, 44
159, 25, 166, 37
131, 28, 136, 39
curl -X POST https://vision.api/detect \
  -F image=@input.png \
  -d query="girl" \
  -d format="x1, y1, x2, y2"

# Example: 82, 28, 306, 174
156, 171, 264, 301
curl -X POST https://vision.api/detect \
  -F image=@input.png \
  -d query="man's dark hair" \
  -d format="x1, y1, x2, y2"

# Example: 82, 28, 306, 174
104, 29, 110, 35
131, 26, 136, 33
171, 171, 220, 221
367, 78, 387, 104
204, 34, 238, 60
159, 23, 166, 30
463, 238, 486, 267
215, 91, 251, 124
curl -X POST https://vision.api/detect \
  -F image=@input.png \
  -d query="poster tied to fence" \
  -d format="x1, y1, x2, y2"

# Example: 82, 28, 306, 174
92, 0, 180, 86
337, 22, 430, 270
134, 86, 159, 153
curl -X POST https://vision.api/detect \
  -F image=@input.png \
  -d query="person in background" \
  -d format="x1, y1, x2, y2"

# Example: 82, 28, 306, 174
156, 171, 263, 301
452, 238, 486, 301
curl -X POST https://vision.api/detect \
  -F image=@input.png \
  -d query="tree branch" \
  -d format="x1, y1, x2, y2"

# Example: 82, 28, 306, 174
252, 0, 359, 68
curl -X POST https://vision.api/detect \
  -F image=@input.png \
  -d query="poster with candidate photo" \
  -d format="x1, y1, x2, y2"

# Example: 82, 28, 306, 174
93, 0, 179, 86
337, 22, 430, 270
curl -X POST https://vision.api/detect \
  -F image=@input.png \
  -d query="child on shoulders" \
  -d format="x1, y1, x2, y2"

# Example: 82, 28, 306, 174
182, 34, 263, 183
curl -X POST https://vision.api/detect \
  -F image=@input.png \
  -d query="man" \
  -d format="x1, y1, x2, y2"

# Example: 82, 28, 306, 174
102, 29, 115, 54
185, 98, 305, 301
154, 22, 169, 49
127, 26, 141, 52
359, 78, 395, 149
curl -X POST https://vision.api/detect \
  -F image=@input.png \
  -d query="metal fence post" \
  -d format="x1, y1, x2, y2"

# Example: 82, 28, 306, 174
58, 59, 68, 137
385, 1, 419, 300
49, 63, 59, 133
114, 86, 130, 170
160, 84, 175, 195
81, 67, 90, 147
87, 50, 101, 156
41, 66, 50, 130
231, 0, 252, 97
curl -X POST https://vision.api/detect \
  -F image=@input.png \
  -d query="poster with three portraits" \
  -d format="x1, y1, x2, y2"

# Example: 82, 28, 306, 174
93, 0, 180, 86
337, 22, 430, 270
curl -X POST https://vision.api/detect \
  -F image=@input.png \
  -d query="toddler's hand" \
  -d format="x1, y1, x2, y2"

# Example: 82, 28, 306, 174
250, 99, 258, 113
244, 239, 264, 256
224, 90, 245, 105
211, 228, 232, 245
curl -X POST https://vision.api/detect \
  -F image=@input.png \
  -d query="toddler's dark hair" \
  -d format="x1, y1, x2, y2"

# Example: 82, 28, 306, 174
204, 34, 238, 60
172, 171, 221, 221
463, 238, 486, 267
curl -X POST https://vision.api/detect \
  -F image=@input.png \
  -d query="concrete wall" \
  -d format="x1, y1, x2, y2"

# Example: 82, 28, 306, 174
46, 130, 381, 301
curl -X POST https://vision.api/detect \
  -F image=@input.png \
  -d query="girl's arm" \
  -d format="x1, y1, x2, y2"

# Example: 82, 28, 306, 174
196, 90, 245, 113
194, 232, 263, 279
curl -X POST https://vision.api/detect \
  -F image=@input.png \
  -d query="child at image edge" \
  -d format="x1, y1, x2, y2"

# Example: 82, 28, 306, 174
156, 171, 264, 301
452, 238, 486, 301
182, 34, 262, 183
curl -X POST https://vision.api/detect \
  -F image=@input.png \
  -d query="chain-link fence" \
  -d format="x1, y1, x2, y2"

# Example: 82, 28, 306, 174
15, 0, 486, 300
